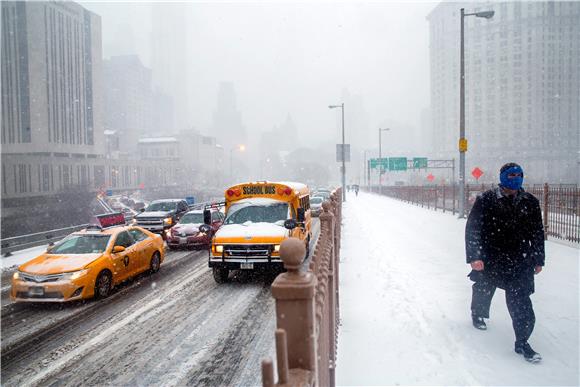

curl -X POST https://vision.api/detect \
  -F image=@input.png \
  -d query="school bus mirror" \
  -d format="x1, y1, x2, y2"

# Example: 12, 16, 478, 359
203, 209, 212, 225
284, 219, 297, 230
199, 224, 211, 234
297, 208, 305, 223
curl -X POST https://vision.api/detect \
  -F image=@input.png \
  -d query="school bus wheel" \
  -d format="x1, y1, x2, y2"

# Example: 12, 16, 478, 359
213, 267, 229, 283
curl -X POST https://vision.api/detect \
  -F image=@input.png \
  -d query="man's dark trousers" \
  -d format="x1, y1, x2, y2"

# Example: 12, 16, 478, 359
471, 278, 536, 344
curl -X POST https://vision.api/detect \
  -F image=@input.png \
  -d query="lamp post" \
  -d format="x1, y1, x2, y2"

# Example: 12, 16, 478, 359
378, 128, 390, 195
230, 144, 246, 184
458, 7, 494, 218
329, 103, 346, 202
363, 149, 371, 190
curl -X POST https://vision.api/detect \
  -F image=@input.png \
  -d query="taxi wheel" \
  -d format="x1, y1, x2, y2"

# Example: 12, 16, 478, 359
213, 268, 229, 283
150, 252, 161, 273
94, 271, 112, 299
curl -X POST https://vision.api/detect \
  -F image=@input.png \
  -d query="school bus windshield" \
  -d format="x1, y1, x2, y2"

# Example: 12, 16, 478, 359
225, 202, 289, 226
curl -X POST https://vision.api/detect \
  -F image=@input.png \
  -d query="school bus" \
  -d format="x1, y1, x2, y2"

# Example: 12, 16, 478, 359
205, 181, 312, 283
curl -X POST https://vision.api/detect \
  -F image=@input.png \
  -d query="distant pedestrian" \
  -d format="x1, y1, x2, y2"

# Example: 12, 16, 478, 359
355, 186, 359, 196
465, 162, 545, 363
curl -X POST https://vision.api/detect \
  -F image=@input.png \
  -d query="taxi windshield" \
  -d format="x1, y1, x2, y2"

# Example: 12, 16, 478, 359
225, 202, 289, 226
146, 202, 177, 212
180, 213, 204, 224
50, 234, 111, 254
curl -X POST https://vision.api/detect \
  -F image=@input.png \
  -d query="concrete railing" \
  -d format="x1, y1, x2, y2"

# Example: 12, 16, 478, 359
262, 188, 342, 387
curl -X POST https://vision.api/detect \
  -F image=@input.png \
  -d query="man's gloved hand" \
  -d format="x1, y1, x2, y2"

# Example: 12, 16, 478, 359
470, 260, 484, 271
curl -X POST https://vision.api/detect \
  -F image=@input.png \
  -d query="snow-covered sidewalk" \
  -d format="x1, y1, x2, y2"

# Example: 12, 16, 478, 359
336, 192, 579, 386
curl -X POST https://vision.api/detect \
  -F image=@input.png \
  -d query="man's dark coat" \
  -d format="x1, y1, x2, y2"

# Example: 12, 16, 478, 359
465, 187, 545, 292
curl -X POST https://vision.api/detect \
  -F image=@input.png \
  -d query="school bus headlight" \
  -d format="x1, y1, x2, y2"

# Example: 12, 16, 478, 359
215, 245, 223, 253
274, 245, 280, 252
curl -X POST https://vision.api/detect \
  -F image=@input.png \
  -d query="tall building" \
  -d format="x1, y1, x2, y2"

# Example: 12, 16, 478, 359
1, 1, 104, 198
151, 2, 190, 133
427, 1, 579, 184
1, 1, 103, 156
210, 82, 247, 152
104, 55, 152, 156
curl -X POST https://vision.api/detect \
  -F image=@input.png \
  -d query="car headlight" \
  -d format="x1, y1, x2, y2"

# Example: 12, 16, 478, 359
163, 217, 173, 225
13, 271, 20, 280
198, 232, 206, 237
131, 218, 137, 224
274, 245, 280, 252
62, 269, 90, 281
215, 245, 223, 253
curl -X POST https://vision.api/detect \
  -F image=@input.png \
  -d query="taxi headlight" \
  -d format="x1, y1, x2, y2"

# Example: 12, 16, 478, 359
163, 217, 173, 225
215, 245, 223, 253
62, 269, 90, 281
274, 245, 280, 252
13, 271, 20, 280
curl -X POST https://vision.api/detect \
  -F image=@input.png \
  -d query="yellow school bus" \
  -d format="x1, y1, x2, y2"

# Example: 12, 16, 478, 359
207, 181, 311, 283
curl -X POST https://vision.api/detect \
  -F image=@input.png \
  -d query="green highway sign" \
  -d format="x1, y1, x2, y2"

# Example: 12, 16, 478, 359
370, 158, 388, 169
413, 157, 428, 169
389, 157, 408, 171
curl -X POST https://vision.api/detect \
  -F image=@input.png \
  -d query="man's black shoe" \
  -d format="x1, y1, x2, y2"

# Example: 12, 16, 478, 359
515, 342, 542, 363
472, 315, 487, 330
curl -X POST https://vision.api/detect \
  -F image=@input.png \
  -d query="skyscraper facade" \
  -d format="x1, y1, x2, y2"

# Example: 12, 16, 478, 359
427, 1, 579, 183
1, 1, 104, 198
104, 55, 152, 156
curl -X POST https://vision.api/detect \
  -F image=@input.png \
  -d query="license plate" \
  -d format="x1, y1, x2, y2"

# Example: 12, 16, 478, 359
29, 286, 44, 296
240, 263, 254, 270
179, 237, 187, 243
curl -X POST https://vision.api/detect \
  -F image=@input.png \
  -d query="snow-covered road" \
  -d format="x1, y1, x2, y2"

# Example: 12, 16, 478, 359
336, 192, 579, 386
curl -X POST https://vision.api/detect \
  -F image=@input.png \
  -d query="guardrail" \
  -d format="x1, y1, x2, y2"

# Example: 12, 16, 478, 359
262, 188, 342, 387
368, 183, 579, 244
1, 224, 91, 257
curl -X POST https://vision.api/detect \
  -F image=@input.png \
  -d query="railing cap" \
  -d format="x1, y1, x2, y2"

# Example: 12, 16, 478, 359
280, 238, 305, 272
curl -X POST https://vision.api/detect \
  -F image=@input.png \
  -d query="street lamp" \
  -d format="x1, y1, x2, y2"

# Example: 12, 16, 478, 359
230, 144, 246, 184
363, 149, 372, 190
329, 103, 346, 202
378, 128, 390, 195
458, 7, 494, 218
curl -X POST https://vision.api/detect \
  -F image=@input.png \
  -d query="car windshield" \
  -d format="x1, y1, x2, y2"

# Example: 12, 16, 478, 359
49, 234, 111, 254
311, 197, 323, 204
146, 202, 176, 212
225, 202, 289, 226
180, 213, 204, 224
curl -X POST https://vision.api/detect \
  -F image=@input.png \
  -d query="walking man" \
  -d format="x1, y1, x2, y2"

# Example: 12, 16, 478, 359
465, 162, 545, 363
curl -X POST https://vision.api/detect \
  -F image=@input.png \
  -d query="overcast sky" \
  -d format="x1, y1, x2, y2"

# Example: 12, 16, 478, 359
82, 0, 437, 152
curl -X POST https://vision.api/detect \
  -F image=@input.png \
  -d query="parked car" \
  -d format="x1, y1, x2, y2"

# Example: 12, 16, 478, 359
11, 213, 165, 302
134, 199, 190, 239
314, 190, 331, 201
310, 196, 324, 217
167, 208, 224, 249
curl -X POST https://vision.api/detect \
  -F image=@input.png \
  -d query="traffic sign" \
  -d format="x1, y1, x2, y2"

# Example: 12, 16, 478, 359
459, 138, 468, 152
389, 157, 407, 171
413, 157, 428, 169
370, 158, 388, 169
472, 167, 484, 180
336, 144, 351, 162
106, 189, 113, 196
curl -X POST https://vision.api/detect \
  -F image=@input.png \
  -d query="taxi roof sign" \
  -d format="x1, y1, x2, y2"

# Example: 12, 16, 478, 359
93, 213, 126, 228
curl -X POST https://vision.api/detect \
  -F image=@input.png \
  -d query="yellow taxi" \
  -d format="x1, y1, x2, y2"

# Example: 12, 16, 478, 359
11, 213, 165, 302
